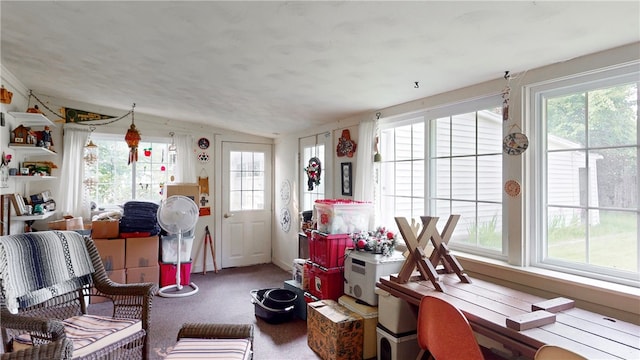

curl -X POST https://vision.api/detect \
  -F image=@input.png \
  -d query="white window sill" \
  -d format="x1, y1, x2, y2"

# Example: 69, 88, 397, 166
454, 252, 640, 325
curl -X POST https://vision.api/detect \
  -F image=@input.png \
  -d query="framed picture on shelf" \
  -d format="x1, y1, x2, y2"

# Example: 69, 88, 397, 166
1, 194, 10, 235
341, 162, 352, 196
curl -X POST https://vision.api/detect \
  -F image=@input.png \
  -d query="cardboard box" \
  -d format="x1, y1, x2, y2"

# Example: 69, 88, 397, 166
166, 183, 200, 204
339, 295, 378, 360
92, 219, 120, 239
125, 236, 159, 268
91, 269, 126, 304
307, 300, 363, 360
93, 239, 125, 271
127, 265, 159, 285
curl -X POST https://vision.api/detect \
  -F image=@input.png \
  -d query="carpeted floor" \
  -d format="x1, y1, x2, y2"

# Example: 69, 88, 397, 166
90, 263, 322, 359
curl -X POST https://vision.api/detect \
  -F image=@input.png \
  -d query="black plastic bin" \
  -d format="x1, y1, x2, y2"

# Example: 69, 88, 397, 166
250, 288, 297, 324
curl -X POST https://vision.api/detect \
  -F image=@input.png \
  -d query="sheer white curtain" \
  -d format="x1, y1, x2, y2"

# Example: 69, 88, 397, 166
354, 118, 376, 202
58, 126, 90, 219
174, 134, 196, 183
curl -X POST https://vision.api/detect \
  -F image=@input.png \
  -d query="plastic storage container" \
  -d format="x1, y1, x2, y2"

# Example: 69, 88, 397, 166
375, 288, 418, 334
308, 263, 344, 301
376, 324, 420, 360
250, 288, 297, 324
160, 230, 194, 263
159, 261, 192, 287
310, 231, 353, 268
314, 199, 373, 234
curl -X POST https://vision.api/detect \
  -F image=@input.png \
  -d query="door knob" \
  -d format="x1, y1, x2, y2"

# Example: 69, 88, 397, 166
224, 213, 234, 218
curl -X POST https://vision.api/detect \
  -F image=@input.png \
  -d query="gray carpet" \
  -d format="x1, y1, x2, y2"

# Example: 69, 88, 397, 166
91, 263, 322, 360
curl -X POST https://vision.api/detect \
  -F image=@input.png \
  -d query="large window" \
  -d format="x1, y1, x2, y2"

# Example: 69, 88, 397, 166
533, 65, 638, 284
379, 97, 504, 256
84, 134, 173, 208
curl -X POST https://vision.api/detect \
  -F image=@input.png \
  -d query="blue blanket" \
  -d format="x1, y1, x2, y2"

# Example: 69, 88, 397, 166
0, 231, 94, 314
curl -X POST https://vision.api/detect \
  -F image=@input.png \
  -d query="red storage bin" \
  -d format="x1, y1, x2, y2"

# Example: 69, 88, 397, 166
311, 231, 353, 268
159, 261, 192, 287
308, 263, 344, 301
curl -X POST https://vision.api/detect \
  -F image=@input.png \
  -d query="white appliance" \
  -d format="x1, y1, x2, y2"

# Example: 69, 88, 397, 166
343, 250, 405, 306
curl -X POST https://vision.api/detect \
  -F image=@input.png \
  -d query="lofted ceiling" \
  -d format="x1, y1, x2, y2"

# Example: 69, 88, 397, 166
1, 1, 638, 138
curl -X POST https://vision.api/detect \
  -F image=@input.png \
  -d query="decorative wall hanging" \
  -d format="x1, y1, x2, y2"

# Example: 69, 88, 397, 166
0, 86, 13, 104
280, 180, 291, 205
124, 104, 141, 165
61, 107, 115, 123
341, 162, 352, 196
503, 128, 529, 155
502, 71, 529, 156
504, 179, 521, 197
337, 129, 357, 157
197, 137, 210, 150
198, 169, 211, 217
305, 157, 322, 191
280, 207, 292, 233
1, 194, 10, 235
197, 151, 210, 163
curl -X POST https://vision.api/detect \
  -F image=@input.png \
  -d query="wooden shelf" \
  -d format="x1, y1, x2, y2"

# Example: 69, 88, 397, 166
13, 211, 56, 221
9, 175, 56, 182
8, 144, 56, 155
8, 112, 56, 127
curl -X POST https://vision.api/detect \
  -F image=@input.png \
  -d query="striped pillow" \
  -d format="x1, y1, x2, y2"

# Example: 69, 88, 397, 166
166, 338, 252, 360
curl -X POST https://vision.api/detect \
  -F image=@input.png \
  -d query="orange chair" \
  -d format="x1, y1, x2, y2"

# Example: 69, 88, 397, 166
534, 345, 587, 360
416, 295, 484, 360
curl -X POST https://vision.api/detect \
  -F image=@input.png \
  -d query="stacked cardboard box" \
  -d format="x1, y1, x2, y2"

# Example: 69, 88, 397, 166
92, 238, 126, 303
307, 300, 363, 360
125, 236, 159, 284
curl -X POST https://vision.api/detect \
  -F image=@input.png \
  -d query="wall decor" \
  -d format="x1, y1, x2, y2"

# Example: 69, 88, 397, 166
503, 125, 529, 155
305, 157, 322, 191
280, 207, 292, 233
61, 107, 115, 123
504, 179, 521, 198
197, 137, 210, 150
280, 180, 291, 205
341, 162, 353, 196
336, 129, 357, 157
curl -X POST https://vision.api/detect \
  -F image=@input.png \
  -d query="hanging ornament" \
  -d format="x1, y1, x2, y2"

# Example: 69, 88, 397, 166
305, 157, 322, 191
144, 148, 152, 157
124, 104, 141, 165
501, 71, 529, 156
337, 129, 357, 157
160, 165, 166, 171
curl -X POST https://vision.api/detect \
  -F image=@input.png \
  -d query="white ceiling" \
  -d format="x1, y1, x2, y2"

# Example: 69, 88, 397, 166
1, 1, 639, 138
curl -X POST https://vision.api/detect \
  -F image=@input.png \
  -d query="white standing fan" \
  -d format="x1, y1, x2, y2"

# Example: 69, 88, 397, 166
157, 195, 199, 297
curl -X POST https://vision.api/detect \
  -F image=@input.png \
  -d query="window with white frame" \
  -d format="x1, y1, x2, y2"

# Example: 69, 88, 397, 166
532, 64, 638, 284
84, 133, 174, 208
300, 135, 326, 211
379, 96, 504, 256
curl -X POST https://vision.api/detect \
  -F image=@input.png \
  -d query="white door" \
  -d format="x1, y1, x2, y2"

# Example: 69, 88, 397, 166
221, 142, 272, 267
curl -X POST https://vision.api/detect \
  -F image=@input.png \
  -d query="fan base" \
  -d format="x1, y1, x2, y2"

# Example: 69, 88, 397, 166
158, 282, 199, 298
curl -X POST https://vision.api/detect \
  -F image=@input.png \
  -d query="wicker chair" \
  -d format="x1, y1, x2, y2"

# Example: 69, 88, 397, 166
0, 231, 158, 359
1, 338, 74, 360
